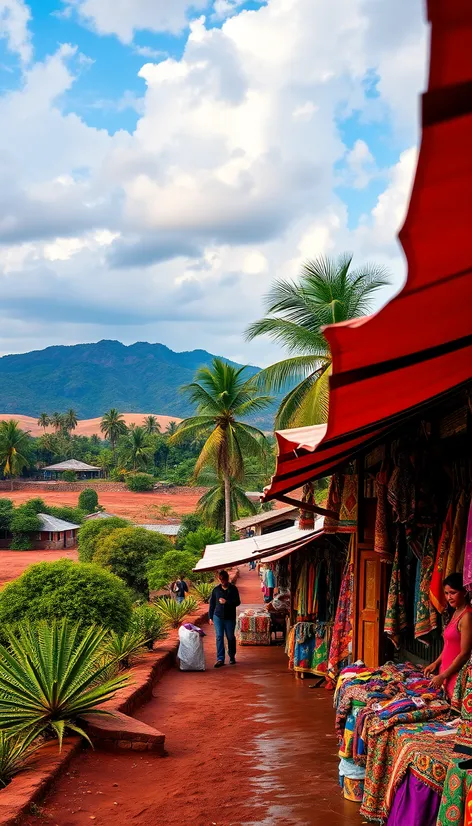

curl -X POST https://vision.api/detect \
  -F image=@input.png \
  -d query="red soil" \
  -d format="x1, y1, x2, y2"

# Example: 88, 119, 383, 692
0, 549, 78, 587
21, 569, 361, 826
0, 413, 182, 438
0, 487, 204, 523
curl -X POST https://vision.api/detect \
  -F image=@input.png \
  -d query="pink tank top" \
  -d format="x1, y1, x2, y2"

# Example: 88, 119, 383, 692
441, 607, 471, 698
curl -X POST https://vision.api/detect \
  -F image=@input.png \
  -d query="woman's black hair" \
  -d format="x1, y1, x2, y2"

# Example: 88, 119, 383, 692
218, 569, 229, 581
443, 572, 465, 591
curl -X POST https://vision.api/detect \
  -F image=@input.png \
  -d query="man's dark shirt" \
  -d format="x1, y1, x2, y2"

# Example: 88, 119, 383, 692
209, 583, 241, 621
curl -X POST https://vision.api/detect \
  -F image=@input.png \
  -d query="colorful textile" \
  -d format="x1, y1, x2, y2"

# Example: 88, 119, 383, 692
386, 771, 441, 826
384, 541, 407, 649
387, 452, 415, 524
464, 499, 472, 592
374, 461, 392, 557
342, 776, 364, 802
437, 760, 472, 826
337, 473, 358, 532
287, 621, 332, 675
236, 609, 271, 646
327, 538, 354, 683
324, 473, 342, 533
430, 502, 453, 613
446, 491, 468, 577
414, 530, 438, 640
299, 482, 315, 530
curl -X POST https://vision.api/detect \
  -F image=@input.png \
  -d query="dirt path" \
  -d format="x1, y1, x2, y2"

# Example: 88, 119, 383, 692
22, 569, 361, 826
0, 549, 78, 587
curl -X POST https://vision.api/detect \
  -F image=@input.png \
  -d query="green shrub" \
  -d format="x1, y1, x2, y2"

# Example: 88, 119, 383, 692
174, 512, 204, 550
19, 498, 46, 514
0, 620, 128, 747
94, 527, 172, 596
0, 731, 42, 789
0, 500, 13, 532
9, 505, 42, 534
126, 473, 155, 492
183, 526, 224, 558
129, 604, 167, 650
46, 505, 86, 524
78, 488, 99, 513
153, 596, 199, 628
61, 470, 76, 482
192, 581, 215, 603
0, 559, 132, 634
77, 516, 130, 563
105, 629, 148, 670
8, 535, 33, 551
147, 550, 197, 591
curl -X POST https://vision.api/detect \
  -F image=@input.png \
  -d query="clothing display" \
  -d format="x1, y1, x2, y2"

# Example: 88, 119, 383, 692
384, 540, 407, 649
286, 621, 332, 675
463, 499, 472, 592
413, 531, 438, 640
337, 473, 358, 532
374, 462, 392, 558
327, 537, 354, 683
237, 609, 271, 646
385, 771, 441, 826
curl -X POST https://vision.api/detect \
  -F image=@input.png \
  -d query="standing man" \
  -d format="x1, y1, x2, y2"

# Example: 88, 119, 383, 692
209, 570, 241, 668
172, 576, 189, 604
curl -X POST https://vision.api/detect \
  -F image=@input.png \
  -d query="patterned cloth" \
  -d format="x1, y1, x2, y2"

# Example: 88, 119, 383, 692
430, 502, 453, 613
463, 499, 472, 592
387, 452, 415, 524
286, 621, 332, 675
437, 760, 472, 826
446, 491, 468, 577
337, 473, 358, 532
237, 609, 271, 646
327, 538, 354, 683
374, 462, 392, 558
384, 540, 407, 649
324, 473, 342, 533
414, 530, 438, 640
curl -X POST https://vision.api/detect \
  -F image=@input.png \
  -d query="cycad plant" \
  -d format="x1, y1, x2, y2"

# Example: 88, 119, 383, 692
191, 582, 214, 603
0, 620, 128, 748
105, 629, 148, 670
246, 254, 389, 427
153, 596, 199, 628
0, 730, 42, 789
130, 604, 168, 650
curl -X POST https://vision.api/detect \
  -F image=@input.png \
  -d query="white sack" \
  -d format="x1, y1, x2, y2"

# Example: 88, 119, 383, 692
178, 625, 206, 671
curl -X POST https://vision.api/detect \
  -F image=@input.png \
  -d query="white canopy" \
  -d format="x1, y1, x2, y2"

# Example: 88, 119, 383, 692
193, 519, 324, 572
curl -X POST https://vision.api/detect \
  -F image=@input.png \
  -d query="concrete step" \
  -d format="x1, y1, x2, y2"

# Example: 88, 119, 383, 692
80, 710, 166, 754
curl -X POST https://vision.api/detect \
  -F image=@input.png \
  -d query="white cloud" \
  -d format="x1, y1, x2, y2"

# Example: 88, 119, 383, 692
0, 0, 428, 364
0, 0, 32, 63
61, 0, 208, 41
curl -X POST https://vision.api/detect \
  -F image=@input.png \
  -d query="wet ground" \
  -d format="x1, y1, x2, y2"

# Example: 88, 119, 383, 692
22, 569, 361, 826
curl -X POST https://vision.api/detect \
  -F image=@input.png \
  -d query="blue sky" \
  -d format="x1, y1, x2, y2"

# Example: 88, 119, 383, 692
0, 0, 426, 363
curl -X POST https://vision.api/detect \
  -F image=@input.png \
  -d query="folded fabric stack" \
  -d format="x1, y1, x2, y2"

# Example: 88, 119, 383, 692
237, 609, 271, 646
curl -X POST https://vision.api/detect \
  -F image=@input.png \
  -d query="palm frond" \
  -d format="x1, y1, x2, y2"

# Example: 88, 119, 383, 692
254, 355, 329, 392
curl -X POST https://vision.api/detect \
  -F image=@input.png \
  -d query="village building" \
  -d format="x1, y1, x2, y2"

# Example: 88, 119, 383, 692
232, 505, 298, 538
42, 459, 102, 480
0, 513, 79, 550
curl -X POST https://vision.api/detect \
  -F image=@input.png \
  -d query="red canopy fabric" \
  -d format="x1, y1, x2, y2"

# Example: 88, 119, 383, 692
264, 0, 472, 502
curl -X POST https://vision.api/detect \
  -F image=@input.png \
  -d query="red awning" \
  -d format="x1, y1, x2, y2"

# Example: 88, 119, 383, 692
264, 0, 472, 502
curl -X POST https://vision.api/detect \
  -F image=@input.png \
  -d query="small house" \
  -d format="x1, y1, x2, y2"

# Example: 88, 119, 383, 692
232, 506, 299, 538
0, 513, 79, 550
43, 460, 102, 480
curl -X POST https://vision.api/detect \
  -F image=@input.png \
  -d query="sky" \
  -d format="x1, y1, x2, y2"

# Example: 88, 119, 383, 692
0, 0, 428, 366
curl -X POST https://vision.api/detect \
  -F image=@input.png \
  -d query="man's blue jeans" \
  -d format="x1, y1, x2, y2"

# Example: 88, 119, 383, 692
213, 616, 236, 663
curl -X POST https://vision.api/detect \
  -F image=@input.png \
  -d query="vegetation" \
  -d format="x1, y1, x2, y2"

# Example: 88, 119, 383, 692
154, 596, 199, 628
78, 488, 99, 513
120, 426, 153, 471
0, 621, 128, 747
197, 468, 258, 532
77, 517, 130, 563
126, 472, 155, 492
191, 581, 214, 603
147, 550, 197, 591
105, 629, 148, 670
94, 527, 173, 596
0, 420, 32, 490
183, 526, 224, 558
100, 409, 128, 454
246, 254, 389, 427
172, 358, 272, 541
174, 513, 204, 549
144, 415, 160, 435
61, 470, 76, 482
0, 730, 41, 789
0, 560, 132, 634
37, 413, 50, 431
129, 604, 167, 650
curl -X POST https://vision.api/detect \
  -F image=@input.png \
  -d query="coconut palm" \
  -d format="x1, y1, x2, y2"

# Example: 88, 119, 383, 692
171, 359, 272, 541
123, 426, 153, 471
64, 409, 78, 435
100, 409, 128, 456
37, 413, 50, 431
166, 421, 178, 437
0, 421, 31, 491
196, 466, 257, 531
246, 254, 390, 428
144, 415, 160, 435
50, 412, 64, 432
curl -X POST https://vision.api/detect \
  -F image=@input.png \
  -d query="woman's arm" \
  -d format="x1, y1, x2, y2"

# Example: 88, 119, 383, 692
431, 612, 472, 688
424, 656, 442, 677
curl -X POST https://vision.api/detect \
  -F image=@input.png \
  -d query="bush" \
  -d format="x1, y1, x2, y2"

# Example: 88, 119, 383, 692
174, 512, 204, 550
20, 498, 47, 514
105, 629, 148, 670
61, 470, 76, 482
78, 488, 99, 513
183, 526, 224, 558
153, 595, 199, 628
9, 535, 33, 551
147, 550, 197, 591
46, 505, 87, 524
9, 505, 42, 534
129, 604, 167, 650
126, 473, 155, 492
94, 527, 173, 596
77, 517, 130, 563
192, 581, 215, 603
0, 559, 132, 634
0, 500, 13, 532
0, 732, 42, 789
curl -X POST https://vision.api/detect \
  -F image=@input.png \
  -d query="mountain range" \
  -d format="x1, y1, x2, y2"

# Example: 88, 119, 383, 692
0, 340, 276, 427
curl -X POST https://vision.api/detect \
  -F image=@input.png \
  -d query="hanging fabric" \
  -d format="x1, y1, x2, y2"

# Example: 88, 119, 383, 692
430, 502, 454, 613
384, 533, 408, 649
374, 461, 392, 557
463, 500, 472, 592
387, 450, 415, 524
414, 529, 438, 640
299, 482, 315, 530
324, 473, 342, 533
337, 473, 358, 533
327, 537, 354, 682
446, 490, 468, 576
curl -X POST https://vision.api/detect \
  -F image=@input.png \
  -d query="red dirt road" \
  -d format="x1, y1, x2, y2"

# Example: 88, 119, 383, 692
0, 549, 78, 587
22, 569, 360, 826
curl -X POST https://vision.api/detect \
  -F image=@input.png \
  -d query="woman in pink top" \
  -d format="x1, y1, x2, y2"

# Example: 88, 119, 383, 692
424, 573, 472, 698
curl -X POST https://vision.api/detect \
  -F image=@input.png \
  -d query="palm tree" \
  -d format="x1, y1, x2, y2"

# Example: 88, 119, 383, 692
124, 426, 153, 471
0, 420, 31, 490
171, 358, 272, 541
50, 412, 64, 432
37, 413, 50, 431
100, 409, 128, 456
196, 465, 259, 531
166, 421, 178, 437
144, 415, 160, 435
246, 254, 390, 428
64, 409, 78, 435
